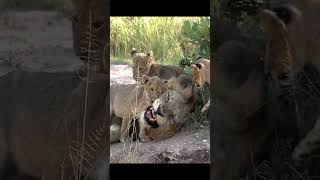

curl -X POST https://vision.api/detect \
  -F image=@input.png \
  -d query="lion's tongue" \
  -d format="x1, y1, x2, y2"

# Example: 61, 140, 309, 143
147, 109, 156, 121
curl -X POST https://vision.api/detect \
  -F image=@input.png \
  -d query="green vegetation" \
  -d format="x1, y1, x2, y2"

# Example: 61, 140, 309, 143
110, 17, 210, 67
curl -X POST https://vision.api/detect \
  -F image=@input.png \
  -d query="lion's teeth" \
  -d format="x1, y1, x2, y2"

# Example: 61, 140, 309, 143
151, 110, 155, 118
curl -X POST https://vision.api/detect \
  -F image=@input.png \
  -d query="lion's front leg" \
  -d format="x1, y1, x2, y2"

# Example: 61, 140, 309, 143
201, 99, 210, 113
110, 124, 121, 143
120, 117, 131, 143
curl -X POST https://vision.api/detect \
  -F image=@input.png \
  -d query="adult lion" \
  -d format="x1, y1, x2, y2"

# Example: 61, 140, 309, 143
110, 75, 167, 143
0, 71, 109, 180
138, 89, 191, 142
212, 1, 320, 179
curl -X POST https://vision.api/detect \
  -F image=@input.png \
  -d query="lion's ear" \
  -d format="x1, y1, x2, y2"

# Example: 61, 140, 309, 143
131, 48, 138, 57
147, 51, 153, 57
142, 75, 149, 85
261, 8, 293, 81
191, 64, 199, 72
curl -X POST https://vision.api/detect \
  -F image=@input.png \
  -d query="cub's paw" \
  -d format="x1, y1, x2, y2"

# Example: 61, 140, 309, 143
201, 105, 209, 114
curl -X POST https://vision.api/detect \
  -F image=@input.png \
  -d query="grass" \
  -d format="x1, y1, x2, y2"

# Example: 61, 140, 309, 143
110, 57, 132, 65
185, 83, 210, 130
110, 17, 208, 66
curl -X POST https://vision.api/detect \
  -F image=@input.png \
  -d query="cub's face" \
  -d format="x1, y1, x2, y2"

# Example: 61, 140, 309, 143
142, 75, 167, 104
131, 49, 153, 81
191, 63, 206, 87
261, 2, 320, 84
71, 0, 108, 66
166, 74, 194, 100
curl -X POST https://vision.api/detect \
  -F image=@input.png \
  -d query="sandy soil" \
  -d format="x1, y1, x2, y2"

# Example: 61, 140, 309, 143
0, 11, 210, 164
110, 127, 210, 163
110, 64, 135, 84
0, 11, 81, 75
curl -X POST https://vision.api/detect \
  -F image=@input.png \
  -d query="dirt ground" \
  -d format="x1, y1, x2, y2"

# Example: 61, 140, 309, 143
0, 11, 210, 164
0, 11, 81, 75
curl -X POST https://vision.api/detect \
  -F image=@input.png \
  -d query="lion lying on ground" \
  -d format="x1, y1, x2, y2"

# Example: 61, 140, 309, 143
0, 70, 108, 180
138, 89, 191, 142
131, 48, 186, 82
191, 58, 210, 113
110, 74, 195, 143
110, 75, 167, 143
212, 1, 320, 179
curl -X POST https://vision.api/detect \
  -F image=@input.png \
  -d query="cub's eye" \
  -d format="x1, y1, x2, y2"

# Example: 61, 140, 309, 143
139, 68, 142, 71
151, 88, 154, 91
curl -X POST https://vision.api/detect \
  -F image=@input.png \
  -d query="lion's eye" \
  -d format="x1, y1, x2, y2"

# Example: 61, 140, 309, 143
151, 88, 154, 91
165, 92, 170, 102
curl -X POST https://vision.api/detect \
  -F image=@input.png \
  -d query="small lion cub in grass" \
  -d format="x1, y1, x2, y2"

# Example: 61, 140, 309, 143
131, 48, 186, 82
191, 58, 210, 113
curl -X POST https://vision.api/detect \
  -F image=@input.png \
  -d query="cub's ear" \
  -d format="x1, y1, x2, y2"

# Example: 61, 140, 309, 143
191, 64, 199, 71
196, 63, 203, 69
142, 75, 149, 85
261, 8, 294, 81
147, 51, 153, 57
131, 48, 138, 57
146, 51, 153, 64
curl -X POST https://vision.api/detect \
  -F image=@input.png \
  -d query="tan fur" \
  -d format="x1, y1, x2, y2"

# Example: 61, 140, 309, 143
261, 0, 320, 166
166, 74, 195, 112
138, 90, 190, 142
71, 0, 109, 73
212, 1, 320, 178
191, 58, 210, 113
131, 48, 186, 81
110, 75, 166, 143
0, 71, 109, 180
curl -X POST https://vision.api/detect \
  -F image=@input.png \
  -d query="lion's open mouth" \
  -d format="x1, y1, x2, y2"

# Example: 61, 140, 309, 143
144, 106, 159, 128
145, 106, 156, 121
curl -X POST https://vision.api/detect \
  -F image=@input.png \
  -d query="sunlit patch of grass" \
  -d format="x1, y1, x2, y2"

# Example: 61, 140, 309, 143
110, 17, 206, 66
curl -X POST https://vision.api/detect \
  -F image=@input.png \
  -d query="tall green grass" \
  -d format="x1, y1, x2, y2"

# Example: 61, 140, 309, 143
110, 17, 210, 65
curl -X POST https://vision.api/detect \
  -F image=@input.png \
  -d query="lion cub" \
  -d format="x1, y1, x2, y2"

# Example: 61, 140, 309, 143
191, 58, 210, 113
166, 74, 195, 112
110, 75, 166, 143
131, 48, 186, 82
